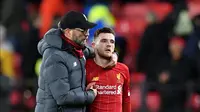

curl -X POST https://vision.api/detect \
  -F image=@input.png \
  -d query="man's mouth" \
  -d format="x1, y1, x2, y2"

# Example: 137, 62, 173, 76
105, 49, 111, 52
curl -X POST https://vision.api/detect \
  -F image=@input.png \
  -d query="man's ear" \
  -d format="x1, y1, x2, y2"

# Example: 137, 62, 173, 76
64, 29, 71, 38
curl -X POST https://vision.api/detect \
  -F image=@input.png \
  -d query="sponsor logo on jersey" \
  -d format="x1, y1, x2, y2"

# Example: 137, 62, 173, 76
96, 84, 122, 95
92, 76, 99, 81
117, 85, 122, 94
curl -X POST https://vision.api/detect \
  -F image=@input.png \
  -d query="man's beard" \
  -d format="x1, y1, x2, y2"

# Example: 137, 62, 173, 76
97, 49, 111, 60
73, 37, 85, 47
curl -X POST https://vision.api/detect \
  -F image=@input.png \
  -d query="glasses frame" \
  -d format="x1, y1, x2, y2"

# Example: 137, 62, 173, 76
74, 28, 89, 35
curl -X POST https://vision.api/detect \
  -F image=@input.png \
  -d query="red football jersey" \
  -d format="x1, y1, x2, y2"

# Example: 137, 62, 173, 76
86, 59, 131, 112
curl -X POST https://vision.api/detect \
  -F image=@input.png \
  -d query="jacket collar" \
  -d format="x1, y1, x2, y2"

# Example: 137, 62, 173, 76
43, 28, 84, 58
61, 35, 84, 58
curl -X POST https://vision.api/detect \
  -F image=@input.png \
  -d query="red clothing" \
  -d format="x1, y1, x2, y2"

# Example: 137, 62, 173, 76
39, 0, 66, 38
86, 59, 131, 112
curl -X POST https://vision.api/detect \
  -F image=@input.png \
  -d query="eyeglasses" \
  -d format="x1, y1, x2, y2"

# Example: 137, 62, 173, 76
74, 28, 89, 35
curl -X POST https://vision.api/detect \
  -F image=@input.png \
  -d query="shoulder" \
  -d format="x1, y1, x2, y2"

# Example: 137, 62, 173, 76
45, 52, 65, 65
115, 62, 130, 79
86, 59, 94, 63
115, 62, 129, 72
86, 59, 94, 69
43, 49, 72, 68
45, 47, 73, 61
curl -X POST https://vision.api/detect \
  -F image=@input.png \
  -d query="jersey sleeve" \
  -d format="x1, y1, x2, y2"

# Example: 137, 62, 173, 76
122, 65, 131, 112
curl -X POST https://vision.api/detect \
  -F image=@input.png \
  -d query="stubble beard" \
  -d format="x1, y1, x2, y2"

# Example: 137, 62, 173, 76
97, 49, 111, 60
73, 35, 85, 47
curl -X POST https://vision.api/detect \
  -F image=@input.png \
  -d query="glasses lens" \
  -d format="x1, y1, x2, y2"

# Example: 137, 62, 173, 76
75, 28, 89, 35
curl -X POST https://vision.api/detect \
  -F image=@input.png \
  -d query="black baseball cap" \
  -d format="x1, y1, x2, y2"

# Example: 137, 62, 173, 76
58, 11, 96, 30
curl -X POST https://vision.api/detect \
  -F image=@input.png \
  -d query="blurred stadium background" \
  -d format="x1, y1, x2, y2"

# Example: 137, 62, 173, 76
0, 0, 200, 112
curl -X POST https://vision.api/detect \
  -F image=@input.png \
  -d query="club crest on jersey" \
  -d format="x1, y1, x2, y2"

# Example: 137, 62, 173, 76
117, 73, 120, 80
92, 77, 99, 81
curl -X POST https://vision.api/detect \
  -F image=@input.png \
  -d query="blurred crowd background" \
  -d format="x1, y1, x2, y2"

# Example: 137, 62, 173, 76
0, 0, 200, 112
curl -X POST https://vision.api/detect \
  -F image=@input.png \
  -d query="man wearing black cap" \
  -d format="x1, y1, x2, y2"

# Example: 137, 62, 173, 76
35, 11, 109, 112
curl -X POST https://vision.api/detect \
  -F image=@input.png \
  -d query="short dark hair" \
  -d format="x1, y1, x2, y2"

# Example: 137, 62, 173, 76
93, 27, 115, 41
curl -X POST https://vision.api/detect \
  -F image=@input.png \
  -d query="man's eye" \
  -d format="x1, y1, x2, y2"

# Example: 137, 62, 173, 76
101, 39, 107, 42
110, 40, 115, 43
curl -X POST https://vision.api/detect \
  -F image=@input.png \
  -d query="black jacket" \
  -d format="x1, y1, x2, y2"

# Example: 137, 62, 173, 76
0, 74, 11, 112
153, 56, 195, 95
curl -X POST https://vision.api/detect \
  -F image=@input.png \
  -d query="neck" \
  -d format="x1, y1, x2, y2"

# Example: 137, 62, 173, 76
94, 54, 110, 67
172, 54, 181, 61
61, 34, 83, 50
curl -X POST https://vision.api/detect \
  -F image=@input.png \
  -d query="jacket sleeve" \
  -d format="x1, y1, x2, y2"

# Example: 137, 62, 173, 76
45, 54, 95, 106
122, 66, 131, 112
83, 46, 95, 59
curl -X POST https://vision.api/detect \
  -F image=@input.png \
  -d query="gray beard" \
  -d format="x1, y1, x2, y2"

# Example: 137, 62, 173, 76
74, 39, 85, 47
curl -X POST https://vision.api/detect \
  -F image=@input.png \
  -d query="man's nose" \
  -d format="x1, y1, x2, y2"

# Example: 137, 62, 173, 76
84, 33, 89, 39
84, 32, 89, 38
106, 42, 111, 47
85, 30, 89, 36
85, 36, 89, 40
